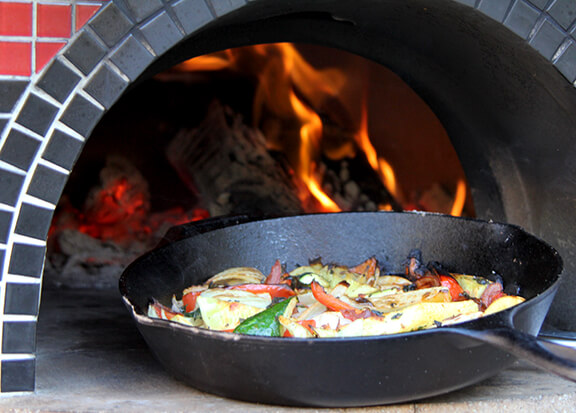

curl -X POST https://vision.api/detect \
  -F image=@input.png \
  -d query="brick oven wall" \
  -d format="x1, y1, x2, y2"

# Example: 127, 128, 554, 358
0, 0, 574, 392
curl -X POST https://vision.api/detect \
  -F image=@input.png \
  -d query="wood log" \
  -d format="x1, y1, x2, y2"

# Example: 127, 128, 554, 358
166, 101, 304, 217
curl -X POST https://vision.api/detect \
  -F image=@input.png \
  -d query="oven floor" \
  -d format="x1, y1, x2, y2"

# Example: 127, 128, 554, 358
0, 286, 575, 412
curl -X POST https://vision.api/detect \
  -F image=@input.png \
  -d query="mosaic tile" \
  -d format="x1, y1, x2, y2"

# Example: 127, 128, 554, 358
0, 42, 32, 77
555, 41, 576, 82
478, 0, 513, 23
59, 94, 104, 137
505, 0, 542, 40
15, 94, 59, 137
27, 164, 68, 205
0, 80, 28, 113
88, 3, 133, 48
1, 358, 35, 392
0, 168, 25, 207
124, 0, 164, 23
37, 58, 82, 104
0, 209, 12, 244
84, 63, 128, 108
4, 282, 41, 316
141, 11, 184, 55
2, 321, 36, 354
0, 129, 40, 171
35, 41, 67, 74
109, 35, 154, 81
530, 17, 567, 60
548, 0, 576, 30
171, 0, 213, 35
37, 3, 72, 38
0, 2, 33, 36
43, 129, 83, 170
8, 243, 47, 277
63, 31, 108, 76
76, 4, 102, 30
14, 204, 53, 242
209, 0, 247, 17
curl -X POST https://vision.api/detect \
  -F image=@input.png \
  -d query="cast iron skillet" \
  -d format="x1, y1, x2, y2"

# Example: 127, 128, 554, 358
119, 212, 575, 407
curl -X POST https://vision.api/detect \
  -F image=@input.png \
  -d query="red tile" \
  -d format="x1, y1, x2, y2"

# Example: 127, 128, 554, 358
76, 4, 102, 31
35, 41, 66, 72
37, 4, 72, 38
0, 41, 32, 76
0, 2, 33, 36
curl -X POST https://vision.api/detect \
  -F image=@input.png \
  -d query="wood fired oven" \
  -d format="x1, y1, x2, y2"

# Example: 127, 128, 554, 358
0, 0, 576, 393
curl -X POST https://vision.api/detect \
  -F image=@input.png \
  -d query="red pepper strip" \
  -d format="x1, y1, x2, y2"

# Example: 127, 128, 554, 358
282, 330, 293, 337
264, 259, 283, 284
297, 319, 317, 335
439, 275, 466, 301
310, 281, 357, 312
182, 291, 202, 312
228, 283, 296, 299
480, 281, 506, 310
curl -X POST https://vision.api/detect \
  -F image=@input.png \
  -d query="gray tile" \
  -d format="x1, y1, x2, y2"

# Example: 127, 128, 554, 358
8, 243, 47, 277
15, 94, 59, 137
0, 210, 12, 244
0, 129, 41, 171
528, 0, 549, 9
124, 0, 163, 22
505, 0, 541, 39
88, 2, 133, 48
2, 321, 36, 354
0, 80, 28, 113
43, 129, 83, 171
478, 0, 513, 23
4, 283, 40, 316
37, 58, 81, 104
209, 0, 246, 16
109, 35, 154, 81
0, 168, 25, 206
548, 0, 576, 30
27, 164, 68, 205
171, 0, 213, 34
84, 64, 129, 108
555, 41, 576, 82
530, 17, 567, 59
0, 119, 7, 135
60, 94, 104, 137
14, 204, 53, 241
64, 31, 108, 76
141, 11, 184, 56
1, 358, 35, 392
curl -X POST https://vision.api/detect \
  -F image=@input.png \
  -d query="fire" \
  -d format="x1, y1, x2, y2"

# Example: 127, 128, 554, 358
172, 43, 469, 216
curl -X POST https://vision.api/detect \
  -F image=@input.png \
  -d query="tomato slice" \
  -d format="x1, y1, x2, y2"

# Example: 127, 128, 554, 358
182, 291, 202, 312
229, 283, 296, 299
439, 275, 466, 301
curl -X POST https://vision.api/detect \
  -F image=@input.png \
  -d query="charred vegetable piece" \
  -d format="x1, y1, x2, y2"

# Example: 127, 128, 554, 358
234, 296, 297, 336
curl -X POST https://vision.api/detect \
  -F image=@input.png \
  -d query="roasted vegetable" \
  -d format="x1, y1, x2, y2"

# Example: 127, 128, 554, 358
148, 252, 526, 338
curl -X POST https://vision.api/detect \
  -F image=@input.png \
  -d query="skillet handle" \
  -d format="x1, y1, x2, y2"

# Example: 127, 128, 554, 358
451, 327, 576, 382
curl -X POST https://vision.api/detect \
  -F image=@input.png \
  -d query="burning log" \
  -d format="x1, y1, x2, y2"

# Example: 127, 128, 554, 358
166, 101, 304, 217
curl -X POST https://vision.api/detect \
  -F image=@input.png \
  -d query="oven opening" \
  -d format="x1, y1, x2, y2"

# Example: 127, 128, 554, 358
45, 43, 473, 288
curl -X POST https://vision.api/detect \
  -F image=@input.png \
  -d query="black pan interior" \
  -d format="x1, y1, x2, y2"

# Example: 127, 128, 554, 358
122, 211, 561, 314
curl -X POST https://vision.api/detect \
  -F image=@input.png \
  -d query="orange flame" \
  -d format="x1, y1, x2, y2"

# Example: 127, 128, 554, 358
450, 179, 467, 217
